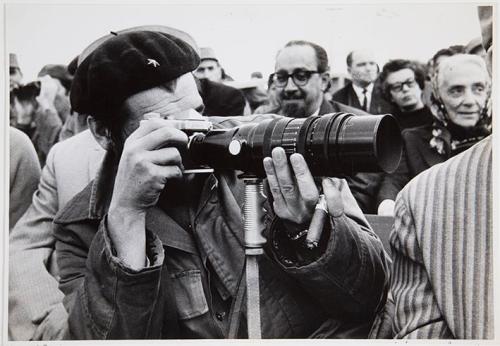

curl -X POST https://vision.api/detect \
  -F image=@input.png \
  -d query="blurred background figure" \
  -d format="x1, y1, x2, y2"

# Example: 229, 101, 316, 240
38, 64, 73, 124
10, 53, 24, 126
58, 57, 90, 140
250, 71, 263, 79
254, 73, 282, 114
10, 53, 23, 90
9, 127, 41, 231
193, 47, 233, 82
464, 36, 486, 57
324, 73, 350, 102
332, 49, 393, 115
11, 76, 63, 166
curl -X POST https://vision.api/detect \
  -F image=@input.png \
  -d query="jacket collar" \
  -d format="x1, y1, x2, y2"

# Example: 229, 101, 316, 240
318, 97, 335, 115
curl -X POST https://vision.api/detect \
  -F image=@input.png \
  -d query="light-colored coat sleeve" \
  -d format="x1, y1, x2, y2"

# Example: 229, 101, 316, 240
9, 144, 67, 341
9, 127, 41, 231
9, 130, 105, 341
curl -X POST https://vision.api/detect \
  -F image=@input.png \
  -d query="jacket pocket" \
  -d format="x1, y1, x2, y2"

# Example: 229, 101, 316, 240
171, 270, 209, 320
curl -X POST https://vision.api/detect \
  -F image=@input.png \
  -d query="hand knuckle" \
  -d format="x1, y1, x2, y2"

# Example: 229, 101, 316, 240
281, 184, 296, 195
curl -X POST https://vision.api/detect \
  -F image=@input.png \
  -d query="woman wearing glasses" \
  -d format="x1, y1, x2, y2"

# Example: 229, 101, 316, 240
376, 56, 491, 216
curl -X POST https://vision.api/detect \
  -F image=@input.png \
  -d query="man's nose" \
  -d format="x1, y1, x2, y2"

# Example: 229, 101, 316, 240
284, 76, 298, 92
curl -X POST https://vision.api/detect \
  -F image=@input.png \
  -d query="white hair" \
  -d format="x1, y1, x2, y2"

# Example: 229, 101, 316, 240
434, 53, 490, 90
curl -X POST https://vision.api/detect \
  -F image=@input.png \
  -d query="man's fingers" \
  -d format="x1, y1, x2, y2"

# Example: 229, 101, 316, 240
290, 153, 319, 208
135, 125, 188, 151
127, 118, 168, 140
146, 147, 183, 167
129, 118, 190, 142
263, 157, 286, 208
151, 165, 184, 189
271, 148, 303, 210
322, 178, 344, 217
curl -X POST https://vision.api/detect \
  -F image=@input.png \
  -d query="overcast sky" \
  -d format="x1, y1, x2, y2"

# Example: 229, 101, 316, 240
6, 2, 482, 83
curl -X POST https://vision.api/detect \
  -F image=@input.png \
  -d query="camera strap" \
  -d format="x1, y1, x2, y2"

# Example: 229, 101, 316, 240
228, 264, 246, 338
227, 254, 262, 339
245, 253, 262, 338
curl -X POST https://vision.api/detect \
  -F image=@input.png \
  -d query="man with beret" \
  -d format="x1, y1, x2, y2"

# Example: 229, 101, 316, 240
53, 29, 389, 339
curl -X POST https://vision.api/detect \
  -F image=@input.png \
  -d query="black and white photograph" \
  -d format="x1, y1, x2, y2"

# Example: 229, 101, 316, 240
1, 1, 497, 343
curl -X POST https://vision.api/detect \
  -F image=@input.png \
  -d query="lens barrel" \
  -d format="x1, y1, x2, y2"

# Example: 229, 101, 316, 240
188, 112, 402, 177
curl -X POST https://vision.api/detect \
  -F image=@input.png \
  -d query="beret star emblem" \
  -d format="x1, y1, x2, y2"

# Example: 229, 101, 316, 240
147, 58, 160, 67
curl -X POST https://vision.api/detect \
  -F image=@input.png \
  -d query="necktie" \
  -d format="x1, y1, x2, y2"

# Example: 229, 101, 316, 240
362, 88, 368, 112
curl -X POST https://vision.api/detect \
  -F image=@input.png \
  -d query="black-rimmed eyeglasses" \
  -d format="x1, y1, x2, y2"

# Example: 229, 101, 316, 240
271, 69, 319, 87
389, 79, 417, 93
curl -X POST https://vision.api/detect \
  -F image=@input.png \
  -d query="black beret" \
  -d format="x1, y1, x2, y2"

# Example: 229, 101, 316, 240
70, 31, 200, 118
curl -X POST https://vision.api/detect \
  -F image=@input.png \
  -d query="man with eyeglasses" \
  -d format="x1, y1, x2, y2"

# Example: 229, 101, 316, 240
376, 59, 434, 216
269, 40, 384, 214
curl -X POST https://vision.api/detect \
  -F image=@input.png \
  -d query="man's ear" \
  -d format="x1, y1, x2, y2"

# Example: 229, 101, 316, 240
320, 72, 330, 92
88, 116, 113, 151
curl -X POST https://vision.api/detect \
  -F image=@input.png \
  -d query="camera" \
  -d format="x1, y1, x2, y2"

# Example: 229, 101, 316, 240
185, 112, 402, 177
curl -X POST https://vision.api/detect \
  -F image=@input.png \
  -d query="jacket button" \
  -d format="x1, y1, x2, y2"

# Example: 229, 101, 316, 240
215, 312, 226, 321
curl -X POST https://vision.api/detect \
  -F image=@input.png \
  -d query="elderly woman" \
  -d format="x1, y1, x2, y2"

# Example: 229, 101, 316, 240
378, 54, 490, 215
403, 54, 491, 177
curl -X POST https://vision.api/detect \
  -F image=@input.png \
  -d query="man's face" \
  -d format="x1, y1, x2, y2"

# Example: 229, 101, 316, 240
274, 45, 327, 118
348, 50, 378, 86
10, 67, 23, 91
438, 61, 488, 128
120, 73, 204, 141
193, 59, 222, 82
386, 68, 423, 112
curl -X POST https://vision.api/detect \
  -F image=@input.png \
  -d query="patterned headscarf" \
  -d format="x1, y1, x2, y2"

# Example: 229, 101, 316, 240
428, 54, 491, 156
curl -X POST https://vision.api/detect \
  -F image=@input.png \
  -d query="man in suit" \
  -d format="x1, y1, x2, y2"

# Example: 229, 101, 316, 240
270, 41, 383, 213
370, 5, 493, 339
332, 49, 393, 115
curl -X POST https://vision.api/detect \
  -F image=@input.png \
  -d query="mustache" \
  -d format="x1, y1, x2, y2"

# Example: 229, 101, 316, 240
281, 89, 305, 100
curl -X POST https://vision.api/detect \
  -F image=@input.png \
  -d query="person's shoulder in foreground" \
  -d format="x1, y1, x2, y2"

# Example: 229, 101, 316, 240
9, 127, 41, 230
371, 136, 492, 339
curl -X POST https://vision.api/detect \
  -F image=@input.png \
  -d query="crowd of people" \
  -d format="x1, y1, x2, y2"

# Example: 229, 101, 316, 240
7, 5, 493, 340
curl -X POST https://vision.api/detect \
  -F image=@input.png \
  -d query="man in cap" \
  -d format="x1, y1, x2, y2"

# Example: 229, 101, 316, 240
53, 29, 389, 339
193, 46, 233, 82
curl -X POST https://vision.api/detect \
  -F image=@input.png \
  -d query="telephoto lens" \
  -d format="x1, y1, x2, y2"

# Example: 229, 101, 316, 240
188, 112, 402, 177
